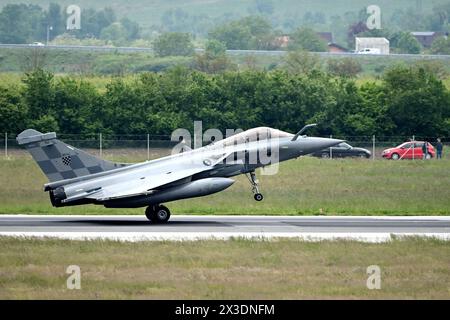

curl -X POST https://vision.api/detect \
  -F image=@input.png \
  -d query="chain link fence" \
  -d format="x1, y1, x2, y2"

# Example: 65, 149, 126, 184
0, 133, 177, 161
1, 132, 448, 161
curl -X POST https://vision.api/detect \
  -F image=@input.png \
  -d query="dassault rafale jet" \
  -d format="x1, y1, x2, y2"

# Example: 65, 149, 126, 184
17, 125, 342, 223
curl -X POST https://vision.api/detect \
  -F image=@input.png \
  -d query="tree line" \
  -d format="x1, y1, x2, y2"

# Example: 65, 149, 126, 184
0, 3, 140, 45
0, 66, 449, 138
1, 2, 450, 54
159, 1, 450, 52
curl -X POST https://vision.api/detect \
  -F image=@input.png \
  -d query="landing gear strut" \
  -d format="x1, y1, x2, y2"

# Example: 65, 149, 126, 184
145, 204, 171, 223
247, 171, 263, 201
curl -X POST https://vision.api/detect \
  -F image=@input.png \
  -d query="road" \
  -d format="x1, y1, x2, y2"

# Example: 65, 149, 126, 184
0, 215, 450, 242
1, 44, 450, 60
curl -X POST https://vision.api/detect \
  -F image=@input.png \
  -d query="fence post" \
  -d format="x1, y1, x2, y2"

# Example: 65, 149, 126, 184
412, 134, 415, 160
372, 135, 375, 160
329, 135, 333, 159
99, 133, 102, 158
4, 132, 7, 159
147, 134, 150, 161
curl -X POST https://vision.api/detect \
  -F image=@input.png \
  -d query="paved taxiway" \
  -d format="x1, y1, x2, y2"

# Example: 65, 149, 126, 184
1, 215, 450, 242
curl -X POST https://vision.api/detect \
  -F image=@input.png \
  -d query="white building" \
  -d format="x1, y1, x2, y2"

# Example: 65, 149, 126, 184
355, 37, 390, 54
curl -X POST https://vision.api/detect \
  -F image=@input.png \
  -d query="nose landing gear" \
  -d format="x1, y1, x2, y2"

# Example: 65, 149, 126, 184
247, 171, 264, 201
145, 204, 171, 223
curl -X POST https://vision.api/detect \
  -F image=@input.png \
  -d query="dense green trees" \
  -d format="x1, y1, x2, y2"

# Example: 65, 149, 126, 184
254, 0, 275, 15
0, 3, 141, 46
194, 40, 234, 73
287, 27, 328, 52
46, 3, 64, 40
0, 4, 46, 43
431, 36, 450, 55
284, 50, 322, 74
0, 67, 449, 138
153, 33, 195, 57
390, 32, 422, 54
327, 58, 362, 78
383, 66, 449, 137
0, 85, 27, 134
1, 1, 449, 54
208, 16, 278, 50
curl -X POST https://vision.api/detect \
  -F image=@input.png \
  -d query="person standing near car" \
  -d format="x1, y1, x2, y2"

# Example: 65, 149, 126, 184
436, 138, 443, 159
422, 141, 429, 160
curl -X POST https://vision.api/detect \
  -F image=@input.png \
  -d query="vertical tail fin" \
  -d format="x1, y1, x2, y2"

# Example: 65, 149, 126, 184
17, 129, 127, 182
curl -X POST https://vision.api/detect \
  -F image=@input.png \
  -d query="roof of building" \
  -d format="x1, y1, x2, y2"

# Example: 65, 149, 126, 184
411, 32, 436, 36
317, 32, 333, 43
355, 37, 389, 44
328, 42, 349, 51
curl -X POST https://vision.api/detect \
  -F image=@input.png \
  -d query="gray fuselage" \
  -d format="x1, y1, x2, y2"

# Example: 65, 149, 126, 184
43, 129, 342, 208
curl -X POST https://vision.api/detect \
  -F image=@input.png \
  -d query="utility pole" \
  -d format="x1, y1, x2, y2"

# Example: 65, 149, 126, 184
46, 25, 53, 45
99, 133, 102, 158
372, 135, 375, 160
329, 135, 333, 159
147, 134, 150, 161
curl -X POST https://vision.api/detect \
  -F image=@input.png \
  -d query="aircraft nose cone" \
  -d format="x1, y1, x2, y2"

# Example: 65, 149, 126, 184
294, 137, 344, 154
313, 137, 344, 150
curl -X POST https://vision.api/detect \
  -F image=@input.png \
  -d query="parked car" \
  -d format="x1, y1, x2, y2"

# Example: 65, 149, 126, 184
29, 42, 45, 46
382, 141, 435, 160
311, 142, 371, 158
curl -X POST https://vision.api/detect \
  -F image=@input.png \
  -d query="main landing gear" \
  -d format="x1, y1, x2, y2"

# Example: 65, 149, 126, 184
247, 171, 263, 201
145, 204, 171, 223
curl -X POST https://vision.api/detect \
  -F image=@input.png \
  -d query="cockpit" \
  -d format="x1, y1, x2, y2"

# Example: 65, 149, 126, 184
220, 127, 293, 147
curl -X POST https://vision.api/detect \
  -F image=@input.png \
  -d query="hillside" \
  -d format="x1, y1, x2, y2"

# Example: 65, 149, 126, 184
0, 0, 448, 31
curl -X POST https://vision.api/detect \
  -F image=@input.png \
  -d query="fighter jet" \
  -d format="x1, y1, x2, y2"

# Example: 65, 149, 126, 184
17, 125, 342, 223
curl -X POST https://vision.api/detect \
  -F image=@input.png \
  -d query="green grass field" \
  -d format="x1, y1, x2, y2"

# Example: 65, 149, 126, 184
0, 48, 192, 75
1, 152, 449, 216
0, 237, 449, 299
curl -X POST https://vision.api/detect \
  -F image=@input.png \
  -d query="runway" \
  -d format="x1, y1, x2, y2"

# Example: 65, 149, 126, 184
1, 215, 450, 242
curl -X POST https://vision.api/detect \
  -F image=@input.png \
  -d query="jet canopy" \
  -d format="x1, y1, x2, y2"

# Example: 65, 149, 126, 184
220, 127, 293, 147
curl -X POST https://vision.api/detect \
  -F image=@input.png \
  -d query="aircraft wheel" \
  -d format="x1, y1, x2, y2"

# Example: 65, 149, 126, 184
155, 205, 171, 223
254, 193, 264, 201
145, 205, 157, 221
145, 205, 171, 223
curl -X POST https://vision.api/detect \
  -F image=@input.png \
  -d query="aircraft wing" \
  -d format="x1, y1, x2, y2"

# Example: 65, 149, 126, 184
85, 166, 210, 202
60, 149, 236, 204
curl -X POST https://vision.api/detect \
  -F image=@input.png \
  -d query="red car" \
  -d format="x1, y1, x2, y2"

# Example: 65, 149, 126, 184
382, 141, 435, 160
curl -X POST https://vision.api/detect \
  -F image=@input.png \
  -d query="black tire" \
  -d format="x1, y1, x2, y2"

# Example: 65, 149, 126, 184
321, 153, 330, 159
154, 205, 170, 223
391, 153, 400, 160
145, 205, 171, 223
145, 205, 156, 221
254, 193, 263, 201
